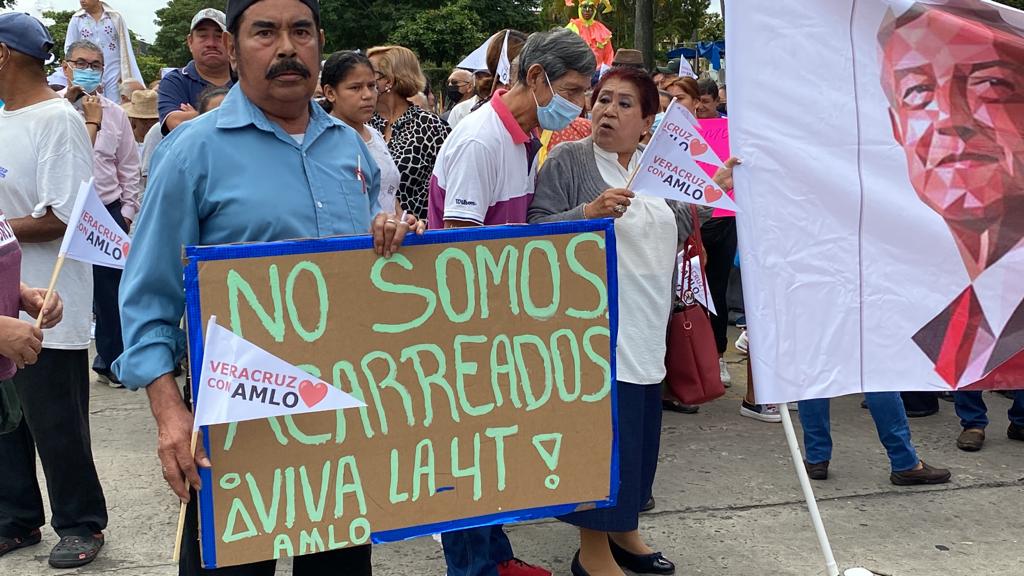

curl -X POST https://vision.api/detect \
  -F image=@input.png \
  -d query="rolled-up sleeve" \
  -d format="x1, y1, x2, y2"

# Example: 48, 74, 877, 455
113, 141, 198, 390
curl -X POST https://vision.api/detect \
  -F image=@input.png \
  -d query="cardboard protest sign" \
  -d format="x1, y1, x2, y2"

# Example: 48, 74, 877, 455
184, 221, 619, 568
193, 316, 366, 429
728, 0, 1024, 402
631, 101, 738, 211
58, 179, 130, 269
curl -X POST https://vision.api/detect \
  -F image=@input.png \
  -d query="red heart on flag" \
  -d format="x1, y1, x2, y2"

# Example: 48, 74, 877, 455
704, 185, 722, 202
690, 139, 709, 157
299, 380, 328, 407
122, 241, 131, 258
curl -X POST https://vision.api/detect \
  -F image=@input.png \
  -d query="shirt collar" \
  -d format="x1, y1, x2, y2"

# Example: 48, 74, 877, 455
491, 89, 530, 145
183, 61, 200, 80
215, 84, 334, 149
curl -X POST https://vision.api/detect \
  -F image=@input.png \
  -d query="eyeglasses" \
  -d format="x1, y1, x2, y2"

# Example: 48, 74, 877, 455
447, 80, 469, 88
67, 59, 103, 72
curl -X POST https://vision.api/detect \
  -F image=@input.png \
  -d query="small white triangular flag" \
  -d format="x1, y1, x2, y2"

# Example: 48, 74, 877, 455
496, 30, 512, 85
630, 100, 738, 211
58, 179, 131, 269
193, 316, 365, 429
678, 57, 697, 79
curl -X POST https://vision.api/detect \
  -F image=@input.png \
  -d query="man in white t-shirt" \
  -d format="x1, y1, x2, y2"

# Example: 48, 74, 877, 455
427, 28, 595, 576
0, 13, 108, 568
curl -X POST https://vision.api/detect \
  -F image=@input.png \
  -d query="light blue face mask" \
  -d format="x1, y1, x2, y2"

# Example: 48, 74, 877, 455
651, 111, 666, 133
534, 70, 582, 132
72, 68, 102, 94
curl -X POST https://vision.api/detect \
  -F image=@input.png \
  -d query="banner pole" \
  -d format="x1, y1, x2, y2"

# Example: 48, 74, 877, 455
779, 402, 841, 576
171, 430, 200, 563
34, 254, 66, 329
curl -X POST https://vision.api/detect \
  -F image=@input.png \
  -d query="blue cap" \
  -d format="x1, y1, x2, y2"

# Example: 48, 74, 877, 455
0, 13, 54, 62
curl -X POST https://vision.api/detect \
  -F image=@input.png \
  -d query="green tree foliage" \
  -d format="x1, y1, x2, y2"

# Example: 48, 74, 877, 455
388, 1, 487, 67
151, 0, 227, 68
42, 10, 75, 63
42, 9, 167, 82
321, 0, 538, 62
136, 55, 167, 84
699, 11, 723, 40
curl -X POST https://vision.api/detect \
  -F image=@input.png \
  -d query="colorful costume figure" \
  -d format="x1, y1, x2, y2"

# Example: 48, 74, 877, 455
565, 0, 615, 68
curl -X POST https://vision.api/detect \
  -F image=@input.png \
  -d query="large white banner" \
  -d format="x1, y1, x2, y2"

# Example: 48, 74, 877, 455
728, 0, 1024, 403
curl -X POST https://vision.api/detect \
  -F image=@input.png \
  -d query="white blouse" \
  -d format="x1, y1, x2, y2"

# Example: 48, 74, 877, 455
594, 143, 678, 385
364, 126, 402, 213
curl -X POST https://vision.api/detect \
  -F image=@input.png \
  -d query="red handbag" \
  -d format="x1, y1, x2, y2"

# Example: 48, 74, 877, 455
664, 206, 726, 405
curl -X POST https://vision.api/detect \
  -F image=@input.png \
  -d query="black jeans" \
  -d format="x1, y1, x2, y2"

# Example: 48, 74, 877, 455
92, 200, 127, 376
179, 491, 372, 575
700, 217, 738, 354
0, 349, 107, 538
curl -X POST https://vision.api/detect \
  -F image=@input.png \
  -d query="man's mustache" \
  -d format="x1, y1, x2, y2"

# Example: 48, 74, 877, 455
266, 59, 311, 80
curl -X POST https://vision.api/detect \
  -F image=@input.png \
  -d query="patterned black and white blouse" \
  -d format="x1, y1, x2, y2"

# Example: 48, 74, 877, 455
370, 106, 450, 220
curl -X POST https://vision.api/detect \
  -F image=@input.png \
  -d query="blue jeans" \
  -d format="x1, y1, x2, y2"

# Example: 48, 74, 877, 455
798, 392, 919, 472
441, 525, 514, 576
954, 390, 1024, 430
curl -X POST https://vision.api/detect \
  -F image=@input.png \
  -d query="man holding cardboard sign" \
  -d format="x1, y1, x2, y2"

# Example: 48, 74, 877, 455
113, 0, 423, 574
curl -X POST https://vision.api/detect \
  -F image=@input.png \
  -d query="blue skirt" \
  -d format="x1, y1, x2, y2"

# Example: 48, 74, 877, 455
559, 381, 662, 532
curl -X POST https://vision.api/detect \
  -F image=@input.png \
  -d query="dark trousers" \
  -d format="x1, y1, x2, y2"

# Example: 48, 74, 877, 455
900, 392, 938, 414
179, 489, 372, 575
91, 200, 127, 376
441, 525, 515, 576
700, 217, 738, 354
559, 382, 661, 532
0, 349, 107, 538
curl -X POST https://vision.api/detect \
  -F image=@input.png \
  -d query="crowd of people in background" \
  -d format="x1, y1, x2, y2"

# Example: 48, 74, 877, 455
1, 0, 1021, 575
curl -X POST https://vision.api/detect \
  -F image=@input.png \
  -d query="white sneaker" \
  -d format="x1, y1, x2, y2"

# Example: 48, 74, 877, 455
719, 358, 732, 387
735, 330, 749, 355
740, 401, 782, 423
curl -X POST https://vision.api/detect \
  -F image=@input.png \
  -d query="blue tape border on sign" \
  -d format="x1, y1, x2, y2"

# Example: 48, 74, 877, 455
183, 219, 619, 569
184, 257, 219, 569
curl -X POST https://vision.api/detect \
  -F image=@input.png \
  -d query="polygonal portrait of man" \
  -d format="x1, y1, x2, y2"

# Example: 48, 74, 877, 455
878, 1, 1024, 389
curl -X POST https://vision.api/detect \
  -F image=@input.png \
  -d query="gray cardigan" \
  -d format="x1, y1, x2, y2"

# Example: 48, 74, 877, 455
528, 137, 712, 249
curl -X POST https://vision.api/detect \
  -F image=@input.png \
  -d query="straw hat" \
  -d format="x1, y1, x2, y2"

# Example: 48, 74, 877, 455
122, 89, 159, 119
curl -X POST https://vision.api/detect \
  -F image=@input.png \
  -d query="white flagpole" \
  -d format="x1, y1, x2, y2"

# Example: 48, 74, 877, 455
779, 404, 874, 576
778, 403, 840, 576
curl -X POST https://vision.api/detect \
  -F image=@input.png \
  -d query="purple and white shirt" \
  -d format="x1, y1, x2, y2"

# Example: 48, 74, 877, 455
428, 91, 539, 228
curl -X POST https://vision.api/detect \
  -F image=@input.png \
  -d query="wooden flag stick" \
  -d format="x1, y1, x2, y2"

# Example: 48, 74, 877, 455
35, 254, 66, 329
171, 430, 200, 563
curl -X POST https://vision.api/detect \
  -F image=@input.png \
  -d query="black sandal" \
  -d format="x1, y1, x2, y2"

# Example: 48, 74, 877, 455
49, 533, 104, 569
0, 529, 41, 558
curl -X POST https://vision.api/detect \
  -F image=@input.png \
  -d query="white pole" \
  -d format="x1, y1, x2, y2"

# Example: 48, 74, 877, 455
779, 402, 841, 576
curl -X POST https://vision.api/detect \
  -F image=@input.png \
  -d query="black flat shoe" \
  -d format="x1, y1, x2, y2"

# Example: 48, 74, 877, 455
570, 550, 590, 576
662, 398, 699, 414
608, 539, 676, 575
641, 496, 656, 513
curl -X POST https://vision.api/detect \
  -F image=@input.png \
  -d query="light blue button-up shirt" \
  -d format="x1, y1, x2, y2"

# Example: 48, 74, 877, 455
114, 85, 380, 390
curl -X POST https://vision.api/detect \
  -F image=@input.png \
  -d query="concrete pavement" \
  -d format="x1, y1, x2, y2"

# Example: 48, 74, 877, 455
2, 338, 1022, 576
